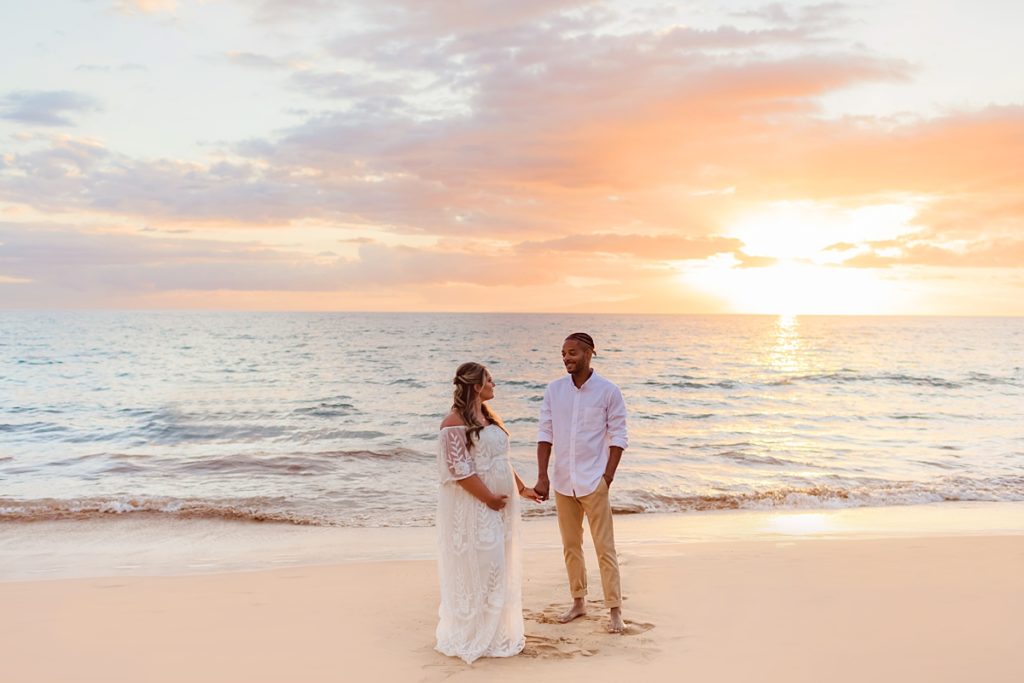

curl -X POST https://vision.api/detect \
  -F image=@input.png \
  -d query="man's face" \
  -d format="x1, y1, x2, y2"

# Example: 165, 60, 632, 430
561, 339, 591, 374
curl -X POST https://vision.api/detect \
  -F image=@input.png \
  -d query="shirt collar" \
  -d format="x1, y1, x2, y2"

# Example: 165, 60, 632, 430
563, 368, 600, 390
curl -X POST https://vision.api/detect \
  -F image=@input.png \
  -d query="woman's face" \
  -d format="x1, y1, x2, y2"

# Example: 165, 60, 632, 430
477, 372, 495, 402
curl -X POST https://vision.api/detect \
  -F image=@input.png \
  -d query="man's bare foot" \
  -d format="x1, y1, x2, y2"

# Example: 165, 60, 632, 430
608, 607, 625, 633
557, 598, 587, 623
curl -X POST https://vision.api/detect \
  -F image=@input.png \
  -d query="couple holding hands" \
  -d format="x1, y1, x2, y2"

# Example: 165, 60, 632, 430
435, 332, 629, 664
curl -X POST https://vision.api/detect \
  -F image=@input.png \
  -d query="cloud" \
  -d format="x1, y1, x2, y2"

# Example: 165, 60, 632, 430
223, 51, 306, 71
8, 26, 1012, 254
910, 195, 1024, 241
735, 2, 850, 28
0, 90, 102, 127
214, 15, 910, 235
0, 138, 337, 224
75, 63, 149, 73
288, 70, 410, 102
839, 238, 1024, 269
736, 105, 1024, 200
253, 0, 594, 31
1, 219, 738, 316
0, 223, 586, 298
250, 0, 347, 24
115, 0, 177, 14
656, 24, 827, 50
521, 233, 742, 260
3, 4, 909, 236
733, 252, 778, 268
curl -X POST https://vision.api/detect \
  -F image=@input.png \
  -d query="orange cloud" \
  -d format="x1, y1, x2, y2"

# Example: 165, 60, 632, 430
840, 238, 1024, 269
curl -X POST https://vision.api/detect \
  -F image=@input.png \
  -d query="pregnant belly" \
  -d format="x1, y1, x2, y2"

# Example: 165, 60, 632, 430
480, 459, 514, 496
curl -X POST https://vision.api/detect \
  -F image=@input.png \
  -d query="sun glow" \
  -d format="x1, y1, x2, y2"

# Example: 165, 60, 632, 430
727, 201, 920, 261
679, 258, 905, 315
677, 201, 923, 315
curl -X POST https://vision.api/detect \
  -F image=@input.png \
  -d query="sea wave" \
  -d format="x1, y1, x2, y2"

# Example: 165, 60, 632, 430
786, 372, 963, 389
172, 448, 417, 475
6, 476, 1016, 527
499, 379, 547, 389
291, 401, 358, 418
711, 450, 795, 467
610, 476, 1024, 514
644, 379, 736, 390
0, 496, 326, 526
782, 371, 1021, 389
644, 370, 1023, 391
51, 448, 424, 477
7, 406, 64, 415
0, 421, 70, 434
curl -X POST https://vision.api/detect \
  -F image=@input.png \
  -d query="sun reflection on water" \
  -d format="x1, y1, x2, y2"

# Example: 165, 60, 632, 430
765, 313, 807, 375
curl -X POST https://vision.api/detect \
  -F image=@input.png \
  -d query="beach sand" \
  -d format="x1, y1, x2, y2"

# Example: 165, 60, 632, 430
2, 504, 1023, 682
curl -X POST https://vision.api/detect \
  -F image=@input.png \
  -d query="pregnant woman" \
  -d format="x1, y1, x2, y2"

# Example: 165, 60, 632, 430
435, 361, 540, 664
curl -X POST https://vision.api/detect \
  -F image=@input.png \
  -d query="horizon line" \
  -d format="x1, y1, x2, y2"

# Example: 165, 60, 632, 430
1, 308, 1022, 319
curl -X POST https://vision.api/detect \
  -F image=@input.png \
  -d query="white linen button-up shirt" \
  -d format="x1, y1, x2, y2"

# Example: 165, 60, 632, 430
537, 370, 628, 497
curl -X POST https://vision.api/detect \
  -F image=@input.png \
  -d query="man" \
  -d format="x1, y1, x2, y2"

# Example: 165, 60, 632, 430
533, 332, 628, 634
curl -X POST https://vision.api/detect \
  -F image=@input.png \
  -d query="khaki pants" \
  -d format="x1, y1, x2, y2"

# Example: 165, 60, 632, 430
554, 478, 621, 609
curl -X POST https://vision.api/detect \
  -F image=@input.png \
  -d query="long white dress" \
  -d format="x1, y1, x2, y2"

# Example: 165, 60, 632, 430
435, 424, 525, 663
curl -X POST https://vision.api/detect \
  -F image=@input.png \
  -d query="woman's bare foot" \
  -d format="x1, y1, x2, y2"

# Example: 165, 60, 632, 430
608, 607, 625, 633
557, 598, 587, 623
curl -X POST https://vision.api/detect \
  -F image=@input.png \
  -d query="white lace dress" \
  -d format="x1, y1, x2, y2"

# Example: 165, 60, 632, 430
435, 424, 525, 663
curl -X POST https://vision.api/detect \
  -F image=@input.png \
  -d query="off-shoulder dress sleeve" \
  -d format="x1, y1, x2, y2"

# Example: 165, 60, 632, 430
438, 426, 476, 483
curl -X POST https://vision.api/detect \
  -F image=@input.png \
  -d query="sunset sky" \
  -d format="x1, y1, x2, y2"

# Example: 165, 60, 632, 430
1, 0, 1022, 314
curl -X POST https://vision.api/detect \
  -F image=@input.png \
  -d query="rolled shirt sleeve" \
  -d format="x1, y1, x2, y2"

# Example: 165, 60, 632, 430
606, 386, 629, 450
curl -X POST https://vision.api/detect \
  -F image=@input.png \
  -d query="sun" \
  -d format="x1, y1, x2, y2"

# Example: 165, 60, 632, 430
676, 200, 922, 315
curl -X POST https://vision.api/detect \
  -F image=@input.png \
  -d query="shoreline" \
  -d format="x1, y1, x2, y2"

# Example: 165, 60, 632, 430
3, 500, 1022, 582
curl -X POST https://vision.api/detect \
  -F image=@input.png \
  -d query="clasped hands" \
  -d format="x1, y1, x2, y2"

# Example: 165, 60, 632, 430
490, 475, 615, 510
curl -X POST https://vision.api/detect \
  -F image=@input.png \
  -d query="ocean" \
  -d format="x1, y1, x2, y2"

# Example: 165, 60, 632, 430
1, 312, 1022, 526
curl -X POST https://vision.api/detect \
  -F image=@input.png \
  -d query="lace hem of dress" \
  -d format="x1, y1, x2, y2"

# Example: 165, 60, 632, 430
435, 636, 525, 664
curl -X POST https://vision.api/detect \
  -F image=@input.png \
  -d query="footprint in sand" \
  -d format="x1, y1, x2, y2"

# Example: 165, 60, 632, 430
522, 634, 597, 659
621, 620, 655, 636
524, 599, 603, 625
